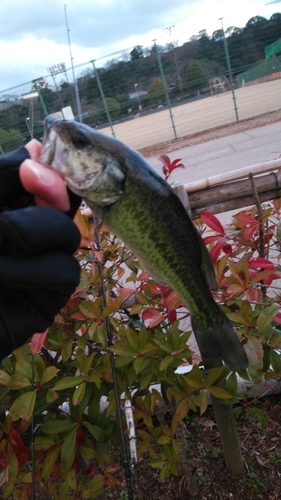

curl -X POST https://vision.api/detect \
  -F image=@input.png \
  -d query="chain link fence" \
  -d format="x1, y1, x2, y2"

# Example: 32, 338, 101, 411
1, 27, 280, 154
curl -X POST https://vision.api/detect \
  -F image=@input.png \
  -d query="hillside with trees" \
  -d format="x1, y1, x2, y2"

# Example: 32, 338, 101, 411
0, 13, 280, 151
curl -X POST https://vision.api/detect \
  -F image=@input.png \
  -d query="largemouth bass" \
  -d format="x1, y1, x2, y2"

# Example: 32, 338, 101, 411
40, 116, 248, 370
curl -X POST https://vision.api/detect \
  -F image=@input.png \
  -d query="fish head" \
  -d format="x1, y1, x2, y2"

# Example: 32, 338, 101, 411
39, 116, 125, 204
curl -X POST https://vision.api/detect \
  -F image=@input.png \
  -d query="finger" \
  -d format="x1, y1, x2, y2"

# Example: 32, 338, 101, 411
24, 139, 42, 160
19, 159, 70, 212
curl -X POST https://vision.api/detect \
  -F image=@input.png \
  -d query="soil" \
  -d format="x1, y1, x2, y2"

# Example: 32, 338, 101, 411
139, 110, 281, 159
104, 394, 281, 500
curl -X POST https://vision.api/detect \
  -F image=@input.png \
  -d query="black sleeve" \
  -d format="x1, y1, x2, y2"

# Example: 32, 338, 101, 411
0, 146, 82, 360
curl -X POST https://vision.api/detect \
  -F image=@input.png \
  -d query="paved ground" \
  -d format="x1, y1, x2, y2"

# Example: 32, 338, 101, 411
147, 121, 281, 185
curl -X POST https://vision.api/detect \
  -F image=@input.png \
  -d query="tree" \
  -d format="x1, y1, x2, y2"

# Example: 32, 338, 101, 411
0, 127, 22, 152
100, 97, 121, 120
185, 61, 208, 90
148, 78, 165, 104
130, 45, 143, 61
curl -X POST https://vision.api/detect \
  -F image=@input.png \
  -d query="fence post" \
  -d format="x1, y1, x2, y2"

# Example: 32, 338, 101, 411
219, 18, 239, 122
153, 40, 177, 140
91, 60, 116, 138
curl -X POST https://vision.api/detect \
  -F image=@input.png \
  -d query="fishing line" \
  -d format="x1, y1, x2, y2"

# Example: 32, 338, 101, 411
93, 217, 134, 500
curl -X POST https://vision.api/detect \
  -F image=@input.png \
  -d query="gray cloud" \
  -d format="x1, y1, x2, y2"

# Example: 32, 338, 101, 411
0, 0, 189, 49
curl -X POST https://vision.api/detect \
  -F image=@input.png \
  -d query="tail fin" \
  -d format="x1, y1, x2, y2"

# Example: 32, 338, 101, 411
191, 314, 248, 370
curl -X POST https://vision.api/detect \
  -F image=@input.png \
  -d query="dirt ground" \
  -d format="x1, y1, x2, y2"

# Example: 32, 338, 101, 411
103, 394, 281, 500
139, 109, 281, 159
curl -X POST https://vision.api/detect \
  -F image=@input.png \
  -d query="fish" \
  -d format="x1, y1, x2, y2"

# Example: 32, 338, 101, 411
39, 116, 248, 370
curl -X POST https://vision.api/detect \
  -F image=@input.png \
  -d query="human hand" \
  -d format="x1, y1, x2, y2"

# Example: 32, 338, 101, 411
0, 140, 81, 360
19, 139, 71, 212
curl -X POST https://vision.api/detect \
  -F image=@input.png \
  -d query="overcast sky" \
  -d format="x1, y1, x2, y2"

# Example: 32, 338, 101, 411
0, 0, 279, 94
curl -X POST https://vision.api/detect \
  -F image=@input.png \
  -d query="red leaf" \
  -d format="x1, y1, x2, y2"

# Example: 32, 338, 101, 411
158, 155, 185, 179
17, 452, 28, 466
9, 427, 25, 453
142, 308, 164, 328
167, 310, 177, 323
248, 258, 275, 269
0, 458, 9, 468
222, 243, 233, 257
203, 235, 221, 245
138, 271, 150, 281
30, 329, 48, 354
118, 287, 136, 298
274, 312, 281, 325
210, 241, 225, 263
162, 165, 170, 178
158, 154, 171, 168
169, 159, 185, 172
201, 212, 225, 234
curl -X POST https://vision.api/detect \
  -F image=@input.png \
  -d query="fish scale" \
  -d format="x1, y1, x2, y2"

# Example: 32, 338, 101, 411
40, 116, 248, 370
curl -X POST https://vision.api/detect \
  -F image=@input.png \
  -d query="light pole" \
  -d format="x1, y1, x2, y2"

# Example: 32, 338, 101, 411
26, 118, 32, 139
64, 4, 83, 122
163, 25, 183, 94
47, 64, 66, 117
134, 83, 142, 111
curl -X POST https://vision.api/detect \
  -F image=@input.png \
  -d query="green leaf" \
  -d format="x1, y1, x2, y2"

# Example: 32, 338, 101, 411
83, 421, 102, 440
244, 336, 263, 364
205, 366, 224, 387
72, 382, 86, 406
46, 389, 59, 403
270, 350, 281, 374
41, 366, 60, 384
9, 390, 37, 421
80, 445, 97, 460
83, 474, 104, 498
41, 420, 77, 434
34, 437, 55, 451
8, 374, 31, 390
0, 369, 11, 386
225, 372, 238, 397
199, 390, 208, 416
139, 372, 153, 390
133, 357, 150, 374
257, 304, 279, 332
53, 375, 85, 391
111, 342, 137, 357
159, 355, 174, 371
208, 386, 233, 399
61, 428, 77, 469
149, 459, 166, 468
157, 435, 171, 445
15, 360, 31, 380
126, 327, 139, 351
8, 454, 18, 481
61, 341, 73, 362
42, 447, 60, 480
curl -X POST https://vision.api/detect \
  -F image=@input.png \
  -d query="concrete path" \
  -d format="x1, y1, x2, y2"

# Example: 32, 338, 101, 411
147, 121, 281, 185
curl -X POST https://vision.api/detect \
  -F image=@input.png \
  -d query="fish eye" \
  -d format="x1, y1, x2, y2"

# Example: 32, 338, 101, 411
71, 133, 90, 149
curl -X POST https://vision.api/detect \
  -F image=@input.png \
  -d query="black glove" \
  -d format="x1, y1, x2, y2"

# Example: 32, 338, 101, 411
0, 146, 82, 360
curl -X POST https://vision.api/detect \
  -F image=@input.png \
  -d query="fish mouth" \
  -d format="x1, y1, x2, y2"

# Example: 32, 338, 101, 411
40, 116, 61, 166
